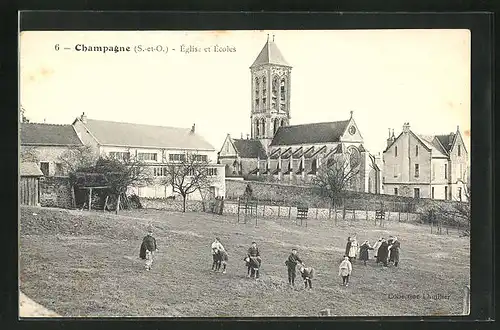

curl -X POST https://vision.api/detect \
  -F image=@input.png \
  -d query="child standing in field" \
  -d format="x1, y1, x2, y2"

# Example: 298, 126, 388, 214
298, 264, 315, 289
211, 237, 225, 271
338, 256, 352, 286
140, 225, 158, 271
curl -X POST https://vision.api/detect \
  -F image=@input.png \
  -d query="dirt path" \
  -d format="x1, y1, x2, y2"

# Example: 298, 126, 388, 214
19, 292, 60, 318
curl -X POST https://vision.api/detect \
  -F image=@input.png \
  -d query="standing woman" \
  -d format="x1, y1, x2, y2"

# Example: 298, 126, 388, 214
377, 238, 389, 267
358, 240, 374, 266
344, 237, 352, 258
348, 237, 359, 261
389, 237, 401, 267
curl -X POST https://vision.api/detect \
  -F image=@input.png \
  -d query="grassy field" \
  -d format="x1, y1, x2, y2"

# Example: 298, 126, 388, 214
19, 205, 470, 317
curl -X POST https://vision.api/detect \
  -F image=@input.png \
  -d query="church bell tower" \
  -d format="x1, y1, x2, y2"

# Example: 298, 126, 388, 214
250, 35, 292, 152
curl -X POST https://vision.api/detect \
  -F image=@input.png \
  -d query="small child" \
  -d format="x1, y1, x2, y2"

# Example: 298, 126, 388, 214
298, 264, 315, 289
338, 256, 352, 287
219, 249, 228, 274
140, 225, 158, 271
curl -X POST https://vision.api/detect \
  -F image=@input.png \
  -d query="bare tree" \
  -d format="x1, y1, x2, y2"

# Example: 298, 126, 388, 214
72, 155, 153, 213
163, 152, 213, 212
58, 145, 99, 174
313, 153, 361, 206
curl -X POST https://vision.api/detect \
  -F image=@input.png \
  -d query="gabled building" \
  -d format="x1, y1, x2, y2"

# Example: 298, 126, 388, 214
383, 122, 468, 200
20, 123, 84, 176
218, 36, 381, 194
72, 113, 225, 199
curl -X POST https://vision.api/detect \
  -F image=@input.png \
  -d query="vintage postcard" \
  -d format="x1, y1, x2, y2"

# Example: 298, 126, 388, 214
19, 29, 471, 317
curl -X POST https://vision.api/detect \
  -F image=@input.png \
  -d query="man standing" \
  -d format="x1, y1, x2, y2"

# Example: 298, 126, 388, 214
247, 241, 261, 278
285, 248, 303, 286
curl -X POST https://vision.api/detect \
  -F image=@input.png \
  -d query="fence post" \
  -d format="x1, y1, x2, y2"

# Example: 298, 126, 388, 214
328, 203, 332, 220
365, 204, 368, 221
334, 202, 337, 224
398, 202, 401, 222
288, 206, 291, 220
316, 207, 319, 220
343, 203, 346, 221
237, 197, 240, 223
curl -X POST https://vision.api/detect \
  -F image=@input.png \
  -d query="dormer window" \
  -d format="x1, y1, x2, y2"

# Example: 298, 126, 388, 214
458, 144, 461, 156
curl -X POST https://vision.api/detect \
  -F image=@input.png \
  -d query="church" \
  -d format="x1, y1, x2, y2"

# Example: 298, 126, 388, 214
218, 36, 381, 194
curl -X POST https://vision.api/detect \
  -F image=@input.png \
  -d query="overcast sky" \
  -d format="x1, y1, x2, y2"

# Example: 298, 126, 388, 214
20, 29, 471, 156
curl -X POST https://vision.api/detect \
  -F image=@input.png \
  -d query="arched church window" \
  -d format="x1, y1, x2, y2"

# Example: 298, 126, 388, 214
260, 118, 265, 136
262, 77, 267, 97
281, 119, 285, 127
347, 146, 361, 168
280, 78, 286, 101
272, 76, 279, 96
255, 119, 260, 136
274, 118, 279, 134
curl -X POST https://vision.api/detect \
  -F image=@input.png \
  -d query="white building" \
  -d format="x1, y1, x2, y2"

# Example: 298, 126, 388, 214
72, 113, 225, 200
383, 123, 468, 201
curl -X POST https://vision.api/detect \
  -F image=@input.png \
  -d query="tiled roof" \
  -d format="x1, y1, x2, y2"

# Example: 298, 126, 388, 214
270, 121, 350, 146
417, 135, 448, 157
21, 123, 83, 146
78, 118, 214, 150
20, 162, 44, 176
251, 40, 290, 68
435, 133, 456, 153
232, 139, 267, 159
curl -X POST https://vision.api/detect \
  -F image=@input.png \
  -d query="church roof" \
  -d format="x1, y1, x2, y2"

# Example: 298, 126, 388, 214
232, 139, 268, 159
270, 120, 350, 146
251, 39, 291, 68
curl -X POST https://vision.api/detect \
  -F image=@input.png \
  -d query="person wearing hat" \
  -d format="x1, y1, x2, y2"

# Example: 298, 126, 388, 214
285, 248, 303, 286
139, 225, 158, 271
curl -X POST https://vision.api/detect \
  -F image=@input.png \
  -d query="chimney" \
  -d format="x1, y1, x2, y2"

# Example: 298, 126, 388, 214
386, 128, 394, 148
241, 133, 243, 139
402, 122, 410, 133
191, 123, 195, 133
80, 112, 87, 123
246, 134, 249, 140
448, 132, 454, 145
350, 110, 354, 118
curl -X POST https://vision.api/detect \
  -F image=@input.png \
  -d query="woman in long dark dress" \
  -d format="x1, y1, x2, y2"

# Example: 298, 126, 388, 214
389, 237, 401, 267
377, 239, 389, 267
359, 240, 374, 265
344, 237, 352, 259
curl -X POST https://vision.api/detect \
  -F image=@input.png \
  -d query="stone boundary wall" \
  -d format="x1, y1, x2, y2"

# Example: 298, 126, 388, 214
140, 197, 206, 213
225, 179, 463, 215
39, 176, 73, 209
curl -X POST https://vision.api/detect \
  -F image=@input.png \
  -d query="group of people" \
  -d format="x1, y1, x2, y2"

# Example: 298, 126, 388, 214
138, 226, 400, 289
344, 235, 401, 267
